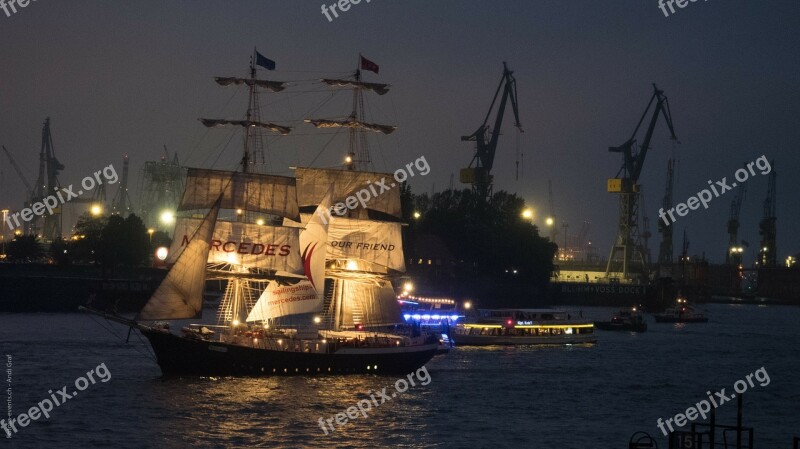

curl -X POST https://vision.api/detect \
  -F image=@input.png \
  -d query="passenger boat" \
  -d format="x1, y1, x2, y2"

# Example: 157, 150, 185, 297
594, 307, 647, 332
653, 297, 709, 323
452, 309, 596, 345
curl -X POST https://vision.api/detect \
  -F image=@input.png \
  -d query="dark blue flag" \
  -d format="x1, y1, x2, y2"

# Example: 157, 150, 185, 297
255, 51, 276, 70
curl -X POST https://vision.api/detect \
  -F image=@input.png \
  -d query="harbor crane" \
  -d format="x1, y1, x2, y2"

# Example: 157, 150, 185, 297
726, 177, 747, 266
758, 163, 776, 267
657, 158, 676, 276
460, 62, 522, 199
605, 84, 677, 280
33, 118, 64, 241
111, 154, 132, 215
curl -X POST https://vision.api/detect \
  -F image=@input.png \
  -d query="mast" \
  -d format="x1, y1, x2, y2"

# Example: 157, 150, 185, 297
200, 49, 290, 176
350, 56, 369, 170
305, 54, 395, 171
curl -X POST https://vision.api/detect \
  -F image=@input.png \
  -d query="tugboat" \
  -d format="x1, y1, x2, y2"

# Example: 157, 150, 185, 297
653, 297, 709, 323
594, 307, 647, 332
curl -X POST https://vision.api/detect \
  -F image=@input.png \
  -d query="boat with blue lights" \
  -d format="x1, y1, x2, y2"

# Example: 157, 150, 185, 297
399, 295, 463, 352
452, 308, 596, 345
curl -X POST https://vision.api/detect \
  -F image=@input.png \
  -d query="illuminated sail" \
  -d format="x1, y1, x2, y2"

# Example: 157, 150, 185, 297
294, 167, 402, 219
179, 168, 301, 222
167, 217, 302, 272
291, 214, 404, 272
138, 201, 220, 320
335, 275, 402, 327
246, 188, 333, 321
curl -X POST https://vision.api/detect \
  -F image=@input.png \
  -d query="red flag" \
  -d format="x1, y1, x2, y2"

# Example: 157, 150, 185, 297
360, 56, 379, 74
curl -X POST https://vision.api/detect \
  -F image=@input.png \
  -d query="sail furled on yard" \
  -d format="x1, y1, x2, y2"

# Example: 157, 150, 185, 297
321, 78, 390, 95
214, 77, 286, 92
304, 119, 396, 135
138, 201, 220, 320
179, 168, 301, 222
200, 119, 292, 136
294, 167, 402, 219
166, 218, 302, 272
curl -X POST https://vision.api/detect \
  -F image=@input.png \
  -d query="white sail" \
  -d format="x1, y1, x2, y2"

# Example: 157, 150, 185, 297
335, 276, 402, 327
326, 217, 405, 272
299, 185, 334, 291
139, 201, 220, 320
294, 167, 402, 219
167, 217, 302, 272
245, 280, 319, 322
245, 187, 334, 322
287, 214, 405, 272
179, 168, 301, 222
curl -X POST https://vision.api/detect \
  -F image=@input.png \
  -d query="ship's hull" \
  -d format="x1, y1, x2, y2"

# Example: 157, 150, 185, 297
141, 328, 438, 376
452, 333, 596, 346
652, 315, 708, 323
593, 321, 648, 332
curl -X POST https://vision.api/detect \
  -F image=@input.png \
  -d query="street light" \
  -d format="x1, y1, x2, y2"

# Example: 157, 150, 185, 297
90, 204, 103, 217
1, 209, 8, 258
147, 228, 155, 244
413, 211, 421, 220
545, 217, 554, 227
160, 210, 175, 225
521, 208, 534, 220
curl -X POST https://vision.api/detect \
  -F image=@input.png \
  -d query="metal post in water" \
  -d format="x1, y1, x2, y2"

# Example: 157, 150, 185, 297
710, 405, 716, 448
736, 393, 743, 449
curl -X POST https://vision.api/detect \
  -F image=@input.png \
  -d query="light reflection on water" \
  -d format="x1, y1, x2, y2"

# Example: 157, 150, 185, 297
1, 304, 799, 448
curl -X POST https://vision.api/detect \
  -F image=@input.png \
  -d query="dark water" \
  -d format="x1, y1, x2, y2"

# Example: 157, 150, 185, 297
1, 303, 799, 448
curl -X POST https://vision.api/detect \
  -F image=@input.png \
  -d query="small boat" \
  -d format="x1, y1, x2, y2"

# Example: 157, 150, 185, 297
594, 307, 647, 332
653, 297, 708, 323
452, 308, 596, 345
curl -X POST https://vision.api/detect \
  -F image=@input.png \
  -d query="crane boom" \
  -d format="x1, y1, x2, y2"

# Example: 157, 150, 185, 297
2, 145, 34, 197
460, 62, 522, 198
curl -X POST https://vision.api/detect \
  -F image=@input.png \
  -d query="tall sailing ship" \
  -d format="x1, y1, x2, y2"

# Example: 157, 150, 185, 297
84, 50, 438, 376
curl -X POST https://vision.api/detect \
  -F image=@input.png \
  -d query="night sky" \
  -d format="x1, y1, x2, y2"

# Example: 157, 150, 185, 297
1, 0, 798, 264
